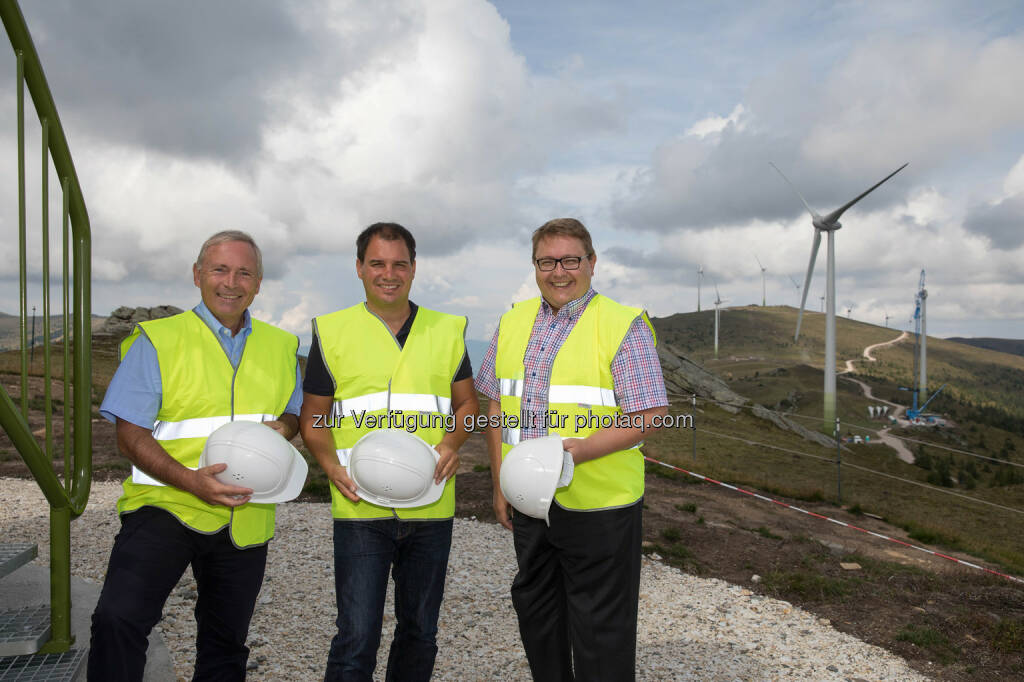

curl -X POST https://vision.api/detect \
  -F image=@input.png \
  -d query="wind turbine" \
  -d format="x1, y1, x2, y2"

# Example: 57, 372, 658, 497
771, 160, 908, 429
697, 264, 704, 312
788, 275, 801, 306
755, 255, 767, 306
713, 280, 728, 360
884, 311, 891, 328
916, 270, 927, 401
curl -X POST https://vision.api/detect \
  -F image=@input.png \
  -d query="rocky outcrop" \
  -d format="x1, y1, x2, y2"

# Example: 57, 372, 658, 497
750, 404, 839, 449
96, 305, 183, 337
659, 344, 837, 447
658, 344, 747, 413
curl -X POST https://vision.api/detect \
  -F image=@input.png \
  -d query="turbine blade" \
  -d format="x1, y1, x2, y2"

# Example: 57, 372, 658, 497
822, 162, 908, 225
788, 275, 800, 289
769, 162, 820, 219
795, 230, 821, 340
755, 254, 764, 270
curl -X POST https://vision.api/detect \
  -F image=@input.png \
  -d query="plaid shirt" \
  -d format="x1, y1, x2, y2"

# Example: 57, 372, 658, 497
475, 288, 667, 441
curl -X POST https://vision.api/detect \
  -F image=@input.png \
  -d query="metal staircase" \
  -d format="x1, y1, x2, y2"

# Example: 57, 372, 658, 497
0, 0, 93, 679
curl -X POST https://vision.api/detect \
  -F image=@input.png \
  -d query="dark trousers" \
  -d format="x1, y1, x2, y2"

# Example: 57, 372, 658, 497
511, 500, 643, 682
88, 506, 268, 682
325, 518, 454, 682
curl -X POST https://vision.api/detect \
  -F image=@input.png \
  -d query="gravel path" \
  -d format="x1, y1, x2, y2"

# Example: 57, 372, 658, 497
1, 479, 927, 680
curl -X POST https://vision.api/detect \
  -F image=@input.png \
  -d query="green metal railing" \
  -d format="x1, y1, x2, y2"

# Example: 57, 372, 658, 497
0, 0, 92, 653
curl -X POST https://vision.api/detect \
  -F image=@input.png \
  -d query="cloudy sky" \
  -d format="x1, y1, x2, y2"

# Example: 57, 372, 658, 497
3, 0, 1023, 353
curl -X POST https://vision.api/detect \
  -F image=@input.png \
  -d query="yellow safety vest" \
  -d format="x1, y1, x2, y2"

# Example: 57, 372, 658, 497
116, 311, 299, 547
314, 303, 467, 520
495, 294, 655, 511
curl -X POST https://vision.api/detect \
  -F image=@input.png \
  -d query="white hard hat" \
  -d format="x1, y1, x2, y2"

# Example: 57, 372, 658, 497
348, 430, 444, 508
200, 421, 308, 504
499, 434, 571, 525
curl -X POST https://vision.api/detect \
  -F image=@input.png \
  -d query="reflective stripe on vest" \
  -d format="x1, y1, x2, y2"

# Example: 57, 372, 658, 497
133, 412, 278, 485
498, 380, 615, 408
151, 412, 278, 441
501, 427, 521, 447
331, 392, 452, 418
499, 378, 524, 398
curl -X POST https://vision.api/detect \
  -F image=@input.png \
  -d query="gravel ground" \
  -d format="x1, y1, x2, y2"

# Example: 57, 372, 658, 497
1, 479, 927, 681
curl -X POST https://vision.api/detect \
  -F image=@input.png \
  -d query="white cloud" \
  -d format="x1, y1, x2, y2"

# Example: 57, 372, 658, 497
613, 32, 1024, 233
685, 104, 746, 138
803, 35, 1024, 171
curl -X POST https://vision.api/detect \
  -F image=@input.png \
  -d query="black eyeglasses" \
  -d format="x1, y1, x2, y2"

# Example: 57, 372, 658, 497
534, 256, 584, 271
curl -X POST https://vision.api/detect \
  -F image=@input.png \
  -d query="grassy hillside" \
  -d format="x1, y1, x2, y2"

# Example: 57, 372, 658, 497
654, 305, 1024, 418
655, 305, 902, 369
865, 337, 1024, 418
0, 312, 108, 352
948, 337, 1024, 358
645, 396, 1024, 575
650, 305, 1024, 574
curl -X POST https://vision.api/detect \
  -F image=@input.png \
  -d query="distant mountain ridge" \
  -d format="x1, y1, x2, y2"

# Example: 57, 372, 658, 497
0, 311, 107, 351
946, 337, 1024, 358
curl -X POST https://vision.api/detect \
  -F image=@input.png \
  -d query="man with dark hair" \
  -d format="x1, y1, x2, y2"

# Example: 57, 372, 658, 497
89, 230, 303, 680
301, 222, 478, 681
356, 221, 417, 262
476, 218, 668, 681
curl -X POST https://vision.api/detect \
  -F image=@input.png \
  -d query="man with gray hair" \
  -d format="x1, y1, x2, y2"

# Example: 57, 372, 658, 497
88, 230, 303, 681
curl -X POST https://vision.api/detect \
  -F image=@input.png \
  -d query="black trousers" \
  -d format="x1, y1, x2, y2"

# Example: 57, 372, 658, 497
88, 506, 268, 682
511, 500, 643, 682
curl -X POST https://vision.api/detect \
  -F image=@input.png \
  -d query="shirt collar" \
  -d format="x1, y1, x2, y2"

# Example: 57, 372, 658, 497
540, 287, 596, 319
193, 301, 252, 338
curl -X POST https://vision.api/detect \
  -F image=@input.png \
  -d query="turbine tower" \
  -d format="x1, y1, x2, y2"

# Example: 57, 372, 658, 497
697, 264, 704, 312
917, 270, 927, 401
884, 311, 890, 328
771, 161, 908, 429
713, 280, 728, 360
755, 255, 767, 306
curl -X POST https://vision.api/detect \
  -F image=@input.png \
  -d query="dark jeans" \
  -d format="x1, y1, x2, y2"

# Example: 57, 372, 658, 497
88, 506, 267, 682
325, 517, 454, 682
511, 500, 643, 682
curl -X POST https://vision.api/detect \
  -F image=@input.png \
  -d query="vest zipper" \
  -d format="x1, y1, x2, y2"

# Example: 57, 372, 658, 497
227, 328, 247, 533
364, 304, 405, 520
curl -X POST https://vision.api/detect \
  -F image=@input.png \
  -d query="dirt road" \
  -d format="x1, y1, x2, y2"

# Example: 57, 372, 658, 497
839, 331, 914, 463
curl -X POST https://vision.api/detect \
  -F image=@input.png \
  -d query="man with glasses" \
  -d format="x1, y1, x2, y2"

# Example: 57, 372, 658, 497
476, 218, 668, 681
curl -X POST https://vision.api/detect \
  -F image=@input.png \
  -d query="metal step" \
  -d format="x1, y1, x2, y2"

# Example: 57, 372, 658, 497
0, 607, 49, 657
0, 546, 36, 581
0, 649, 86, 682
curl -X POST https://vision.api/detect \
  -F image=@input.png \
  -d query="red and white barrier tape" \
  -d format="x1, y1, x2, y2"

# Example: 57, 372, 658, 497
644, 456, 1024, 586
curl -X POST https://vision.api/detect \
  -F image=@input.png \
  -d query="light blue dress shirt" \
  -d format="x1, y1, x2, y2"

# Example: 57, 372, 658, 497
99, 302, 303, 429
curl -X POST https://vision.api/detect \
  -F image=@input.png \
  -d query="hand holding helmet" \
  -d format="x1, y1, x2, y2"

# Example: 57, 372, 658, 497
347, 430, 446, 508
499, 434, 575, 525
199, 420, 309, 504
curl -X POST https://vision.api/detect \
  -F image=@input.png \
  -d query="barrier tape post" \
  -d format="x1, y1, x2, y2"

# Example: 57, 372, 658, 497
835, 416, 842, 505
691, 394, 697, 462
